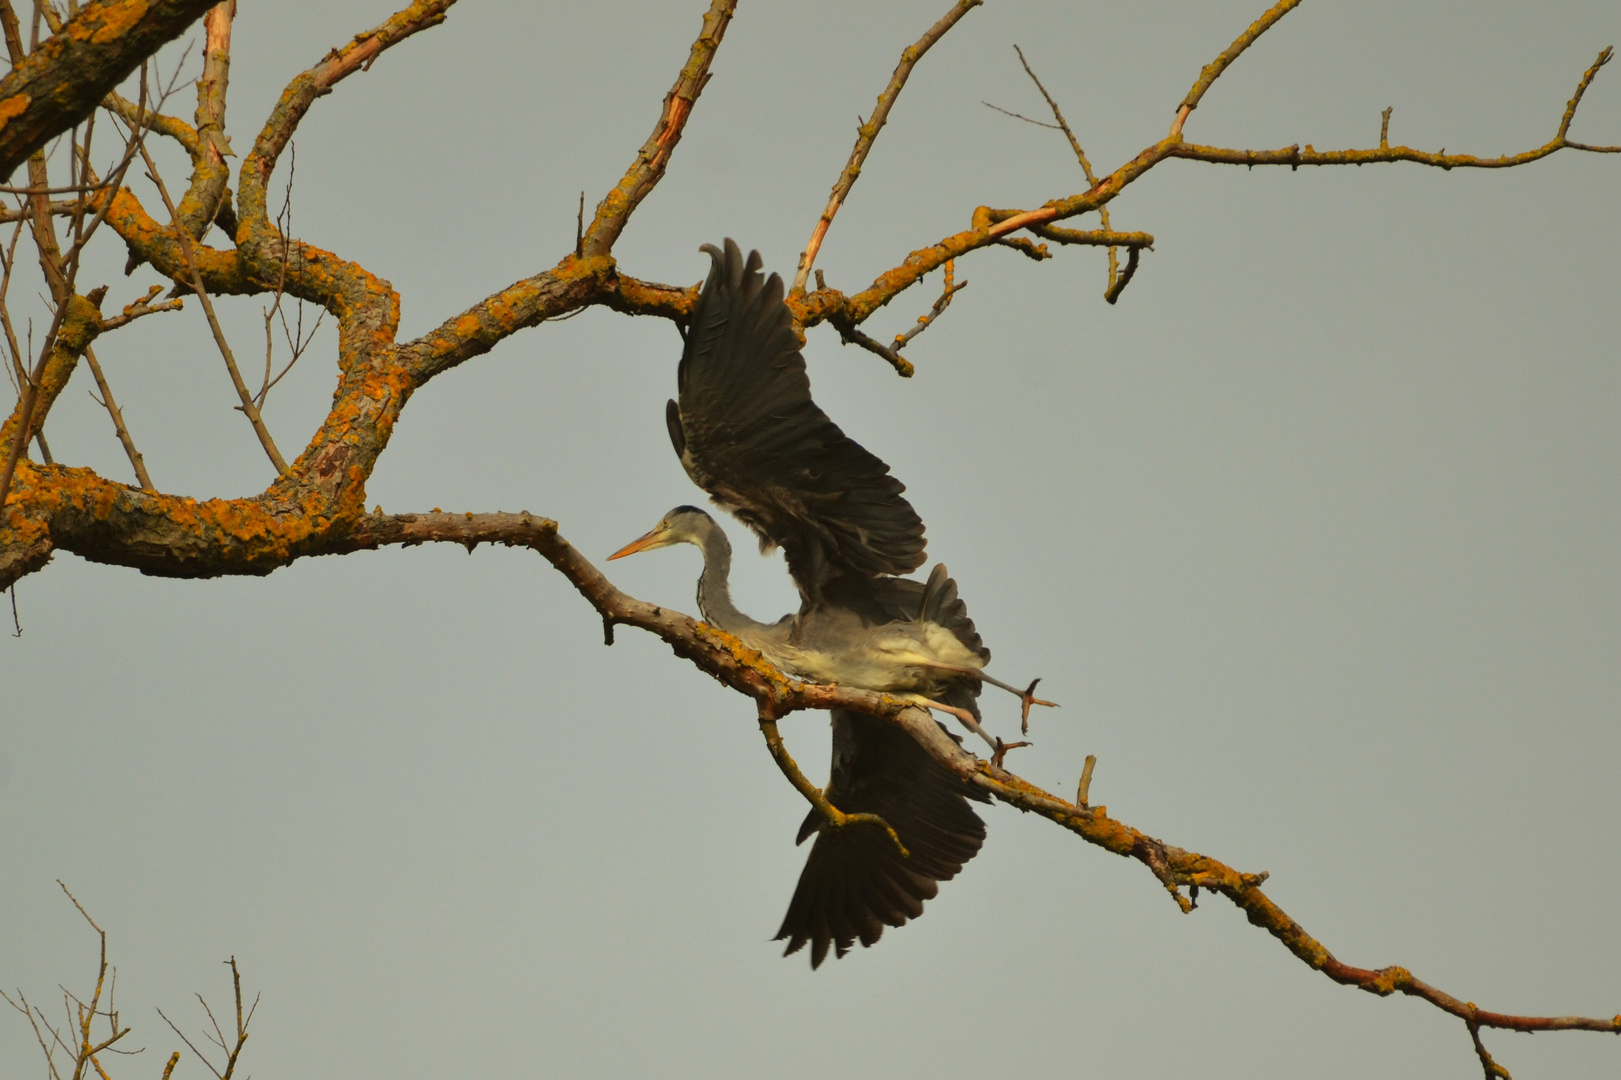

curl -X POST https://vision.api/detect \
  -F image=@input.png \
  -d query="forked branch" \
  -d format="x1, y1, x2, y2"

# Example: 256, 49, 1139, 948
0, 5, 1616, 1075
790, 5, 1614, 356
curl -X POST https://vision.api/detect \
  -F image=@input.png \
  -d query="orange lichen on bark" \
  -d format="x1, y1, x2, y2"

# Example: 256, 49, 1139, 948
75, 0, 152, 45
0, 293, 105, 453
0, 92, 30, 127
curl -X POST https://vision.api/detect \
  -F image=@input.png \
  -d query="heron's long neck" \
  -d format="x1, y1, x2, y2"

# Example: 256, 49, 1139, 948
692, 523, 765, 634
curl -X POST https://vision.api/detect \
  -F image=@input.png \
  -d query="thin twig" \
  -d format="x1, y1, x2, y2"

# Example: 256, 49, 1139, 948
255, 142, 323, 409
99, 284, 184, 332
0, 177, 122, 196
0, 197, 91, 224
0, 207, 27, 392
890, 258, 965, 353
579, 0, 734, 257
82, 344, 153, 488
1104, 245, 1141, 304
833, 319, 913, 377
1380, 106, 1393, 149
792, 0, 983, 291
136, 140, 287, 473
1558, 46, 1612, 140
1469, 1020, 1514, 1079
1011, 45, 1123, 293
1180, 0, 1305, 118
158, 1008, 224, 1080
980, 100, 1060, 129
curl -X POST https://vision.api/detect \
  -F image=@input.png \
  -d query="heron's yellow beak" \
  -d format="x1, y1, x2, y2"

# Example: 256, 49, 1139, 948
607, 522, 672, 560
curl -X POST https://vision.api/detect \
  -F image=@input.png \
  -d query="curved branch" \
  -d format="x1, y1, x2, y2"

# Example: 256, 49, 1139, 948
102, 90, 196, 152
173, 1, 235, 242
400, 256, 615, 383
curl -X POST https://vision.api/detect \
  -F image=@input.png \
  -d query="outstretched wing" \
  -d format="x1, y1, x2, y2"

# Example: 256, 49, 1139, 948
667, 239, 926, 600
774, 710, 989, 968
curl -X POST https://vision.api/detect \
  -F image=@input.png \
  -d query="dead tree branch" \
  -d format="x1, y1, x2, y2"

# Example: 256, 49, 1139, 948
1007, 44, 1128, 297
791, 0, 983, 291
136, 138, 285, 473
332, 509, 1621, 1074
0, 4, 1615, 1073
787, 13, 1614, 358
0, 0, 220, 181
580, 0, 735, 258
81, 343, 153, 489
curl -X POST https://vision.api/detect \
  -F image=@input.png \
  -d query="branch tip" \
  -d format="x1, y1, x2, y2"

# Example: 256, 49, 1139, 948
792, 0, 982, 291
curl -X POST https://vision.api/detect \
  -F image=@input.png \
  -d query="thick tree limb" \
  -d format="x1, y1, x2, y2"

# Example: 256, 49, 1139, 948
0, 0, 220, 181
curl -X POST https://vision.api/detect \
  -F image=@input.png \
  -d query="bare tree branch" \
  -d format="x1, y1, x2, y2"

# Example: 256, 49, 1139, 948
1178, 0, 1304, 123
791, 0, 983, 292
1009, 44, 1128, 296
580, 0, 735, 257
81, 343, 153, 489
135, 138, 285, 473
0, 7, 1616, 1071
0, 0, 219, 180
336, 510, 1621, 1070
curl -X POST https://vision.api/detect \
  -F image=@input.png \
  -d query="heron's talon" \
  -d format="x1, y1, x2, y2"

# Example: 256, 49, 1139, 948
991, 737, 1033, 768
1018, 677, 1058, 735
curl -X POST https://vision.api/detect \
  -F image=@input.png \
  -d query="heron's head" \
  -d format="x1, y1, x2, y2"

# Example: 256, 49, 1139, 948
607, 505, 715, 560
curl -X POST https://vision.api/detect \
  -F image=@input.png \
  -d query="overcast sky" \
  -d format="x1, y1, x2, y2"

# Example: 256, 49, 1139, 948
3, 2, 1618, 1078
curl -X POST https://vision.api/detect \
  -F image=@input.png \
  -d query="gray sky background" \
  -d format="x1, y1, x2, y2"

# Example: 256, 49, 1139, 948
3, 2, 1618, 1077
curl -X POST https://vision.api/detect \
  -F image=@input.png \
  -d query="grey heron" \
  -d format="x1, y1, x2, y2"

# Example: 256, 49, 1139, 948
609, 240, 1052, 966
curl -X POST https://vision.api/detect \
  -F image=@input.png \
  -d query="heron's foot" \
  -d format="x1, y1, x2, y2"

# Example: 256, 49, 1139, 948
958, 669, 1060, 734
1016, 677, 1059, 736
991, 737, 1033, 768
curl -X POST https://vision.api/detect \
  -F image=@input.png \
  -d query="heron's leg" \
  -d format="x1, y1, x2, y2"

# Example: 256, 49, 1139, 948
908, 695, 1001, 753
756, 716, 910, 857
922, 664, 1059, 734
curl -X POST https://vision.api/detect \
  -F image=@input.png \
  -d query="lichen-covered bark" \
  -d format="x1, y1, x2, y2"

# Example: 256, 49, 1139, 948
0, 5, 1616, 1076
0, 292, 105, 448
0, 0, 221, 181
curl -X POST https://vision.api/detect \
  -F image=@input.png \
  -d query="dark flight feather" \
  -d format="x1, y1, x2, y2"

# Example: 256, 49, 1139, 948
775, 711, 989, 967
668, 239, 927, 601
